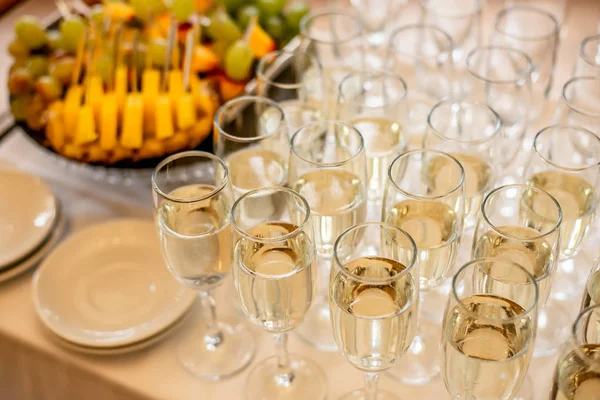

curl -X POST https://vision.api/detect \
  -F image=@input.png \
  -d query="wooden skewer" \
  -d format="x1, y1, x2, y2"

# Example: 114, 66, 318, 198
162, 16, 178, 93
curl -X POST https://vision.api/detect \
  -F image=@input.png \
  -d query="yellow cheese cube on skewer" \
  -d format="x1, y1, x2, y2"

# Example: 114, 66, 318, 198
87, 76, 104, 127
74, 105, 98, 145
64, 85, 83, 136
177, 93, 196, 130
168, 70, 183, 113
121, 94, 144, 149
100, 93, 118, 150
155, 94, 174, 140
114, 66, 128, 116
142, 69, 160, 133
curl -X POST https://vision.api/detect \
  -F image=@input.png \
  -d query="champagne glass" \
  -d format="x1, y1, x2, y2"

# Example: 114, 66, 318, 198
523, 125, 600, 298
152, 151, 254, 379
331, 222, 418, 400
492, 6, 559, 120
574, 34, 600, 78
300, 8, 365, 119
256, 50, 325, 134
473, 184, 563, 357
383, 149, 465, 385
231, 187, 327, 400
386, 24, 454, 148
550, 304, 600, 399
423, 100, 501, 225
442, 258, 539, 400
555, 77, 600, 135
582, 259, 600, 312
464, 46, 533, 167
289, 120, 368, 351
337, 71, 408, 202
505, 0, 568, 38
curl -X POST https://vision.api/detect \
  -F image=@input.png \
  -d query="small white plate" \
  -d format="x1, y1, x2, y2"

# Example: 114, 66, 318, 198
0, 171, 57, 268
33, 219, 196, 348
0, 210, 65, 284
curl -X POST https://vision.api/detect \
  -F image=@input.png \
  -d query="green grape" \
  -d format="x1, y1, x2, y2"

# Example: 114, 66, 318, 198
172, 0, 195, 22
10, 95, 31, 121
257, 0, 285, 16
206, 10, 242, 42
27, 56, 49, 79
50, 57, 76, 85
220, 0, 244, 13
60, 16, 86, 54
8, 39, 30, 58
264, 15, 284, 40
90, 4, 106, 26
15, 16, 48, 50
284, 3, 309, 29
47, 30, 65, 51
212, 40, 231, 66
8, 68, 33, 95
35, 75, 63, 102
149, 37, 168, 67
130, 0, 167, 21
237, 5, 260, 29
224, 40, 254, 81
94, 53, 114, 83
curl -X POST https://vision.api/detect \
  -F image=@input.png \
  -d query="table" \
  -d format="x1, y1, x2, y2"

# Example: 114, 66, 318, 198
0, 0, 599, 399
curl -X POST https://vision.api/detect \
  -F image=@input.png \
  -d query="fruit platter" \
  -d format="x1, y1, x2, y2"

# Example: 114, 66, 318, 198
7, 0, 308, 168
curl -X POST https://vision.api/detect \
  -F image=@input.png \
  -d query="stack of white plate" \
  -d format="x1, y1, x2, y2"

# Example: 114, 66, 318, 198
0, 171, 63, 283
33, 219, 197, 355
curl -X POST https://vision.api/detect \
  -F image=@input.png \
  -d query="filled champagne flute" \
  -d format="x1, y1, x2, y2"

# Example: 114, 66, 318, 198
331, 222, 418, 400
386, 24, 454, 148
582, 259, 600, 313
555, 77, 600, 135
473, 184, 563, 357
256, 50, 325, 134
383, 149, 465, 385
423, 100, 501, 225
299, 8, 365, 119
231, 187, 327, 400
442, 258, 539, 400
152, 151, 254, 379
337, 71, 408, 202
289, 120, 368, 351
550, 304, 600, 400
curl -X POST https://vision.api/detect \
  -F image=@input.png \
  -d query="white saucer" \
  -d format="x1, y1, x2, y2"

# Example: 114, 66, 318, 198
0, 171, 57, 269
33, 219, 196, 348
0, 210, 65, 284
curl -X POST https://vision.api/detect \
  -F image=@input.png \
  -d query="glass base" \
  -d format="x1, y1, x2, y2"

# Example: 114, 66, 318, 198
339, 389, 401, 400
245, 354, 327, 400
534, 299, 571, 358
177, 315, 255, 380
295, 301, 338, 352
513, 374, 533, 400
386, 318, 440, 385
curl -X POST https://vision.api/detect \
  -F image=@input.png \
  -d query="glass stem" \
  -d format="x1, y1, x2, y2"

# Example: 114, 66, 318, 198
199, 291, 223, 349
364, 372, 380, 400
274, 333, 294, 387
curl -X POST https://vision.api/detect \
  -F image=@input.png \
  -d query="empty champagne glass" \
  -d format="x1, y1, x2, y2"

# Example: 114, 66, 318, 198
300, 8, 365, 118
574, 34, 600, 77
473, 184, 563, 357
442, 258, 539, 400
152, 151, 254, 379
386, 24, 454, 148
555, 76, 600, 135
331, 222, 418, 400
256, 50, 325, 134
231, 187, 327, 400
492, 6, 559, 120
464, 46, 533, 166
505, 0, 568, 38
289, 120, 368, 351
550, 305, 600, 399
424, 100, 501, 225
383, 149, 465, 385
337, 71, 408, 202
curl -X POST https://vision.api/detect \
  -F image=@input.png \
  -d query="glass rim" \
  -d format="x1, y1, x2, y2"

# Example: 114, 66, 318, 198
290, 120, 365, 167
300, 7, 363, 45
230, 186, 312, 244
256, 50, 323, 91
420, 0, 482, 19
570, 304, 600, 366
213, 95, 286, 143
151, 151, 229, 204
427, 100, 502, 145
466, 45, 533, 85
387, 149, 465, 200
494, 6, 560, 42
337, 70, 408, 109
579, 34, 600, 69
451, 258, 539, 323
333, 222, 418, 284
561, 76, 600, 118
533, 124, 600, 171
388, 23, 454, 61
481, 184, 563, 241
